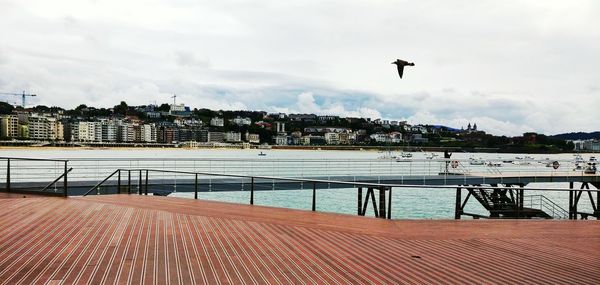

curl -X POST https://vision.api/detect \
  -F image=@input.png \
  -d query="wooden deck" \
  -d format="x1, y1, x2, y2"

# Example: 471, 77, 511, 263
1, 194, 599, 284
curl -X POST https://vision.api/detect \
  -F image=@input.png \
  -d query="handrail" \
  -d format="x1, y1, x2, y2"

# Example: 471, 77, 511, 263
83, 169, 120, 196
0, 156, 69, 162
525, 194, 569, 219
40, 168, 73, 192
118, 168, 600, 193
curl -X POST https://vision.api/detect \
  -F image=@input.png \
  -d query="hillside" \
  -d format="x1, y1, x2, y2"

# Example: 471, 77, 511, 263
551, 132, 600, 141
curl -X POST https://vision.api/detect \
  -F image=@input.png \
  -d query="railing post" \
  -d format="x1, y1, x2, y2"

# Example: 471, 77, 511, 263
357, 187, 363, 215
250, 177, 254, 205
568, 182, 573, 219
194, 173, 198, 200
387, 187, 392, 219
138, 170, 142, 195
312, 182, 316, 212
145, 170, 149, 195
128, 170, 131, 194
379, 187, 386, 219
117, 170, 121, 194
455, 187, 462, 219
63, 161, 68, 197
6, 158, 10, 193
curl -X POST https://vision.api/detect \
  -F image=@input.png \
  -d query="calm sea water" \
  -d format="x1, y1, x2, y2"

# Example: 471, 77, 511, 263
2, 148, 596, 219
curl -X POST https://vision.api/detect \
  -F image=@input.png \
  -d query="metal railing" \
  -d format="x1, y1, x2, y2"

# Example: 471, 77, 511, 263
1, 156, 598, 220
525, 195, 570, 219
81, 166, 600, 219
1, 156, 597, 188
0, 157, 69, 196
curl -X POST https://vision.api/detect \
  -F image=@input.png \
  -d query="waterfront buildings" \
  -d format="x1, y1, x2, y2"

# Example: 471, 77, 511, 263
0, 103, 492, 148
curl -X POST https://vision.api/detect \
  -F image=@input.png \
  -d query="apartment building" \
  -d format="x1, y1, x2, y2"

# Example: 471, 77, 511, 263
1, 115, 19, 138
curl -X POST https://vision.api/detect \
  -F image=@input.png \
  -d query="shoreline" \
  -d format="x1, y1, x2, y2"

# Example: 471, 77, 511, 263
0, 145, 595, 154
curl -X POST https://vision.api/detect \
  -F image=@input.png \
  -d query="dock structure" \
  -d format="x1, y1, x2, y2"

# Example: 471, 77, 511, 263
1, 156, 599, 220
0, 194, 599, 284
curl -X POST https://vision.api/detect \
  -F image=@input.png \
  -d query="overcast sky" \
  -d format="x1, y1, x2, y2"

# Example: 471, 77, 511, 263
1, 0, 599, 135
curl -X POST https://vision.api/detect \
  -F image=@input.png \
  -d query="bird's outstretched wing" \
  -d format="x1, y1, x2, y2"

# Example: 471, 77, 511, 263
396, 65, 404, 78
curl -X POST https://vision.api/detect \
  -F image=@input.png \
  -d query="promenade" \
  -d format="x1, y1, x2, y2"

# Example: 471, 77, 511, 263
1, 194, 599, 284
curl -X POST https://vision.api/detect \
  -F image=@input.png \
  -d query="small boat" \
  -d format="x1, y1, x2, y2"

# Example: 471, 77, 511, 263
545, 160, 560, 168
378, 154, 397, 160
400, 152, 413, 158
469, 157, 485, 165
584, 162, 597, 174
425, 153, 439, 160
574, 155, 585, 170
258, 152, 267, 156
258, 144, 272, 149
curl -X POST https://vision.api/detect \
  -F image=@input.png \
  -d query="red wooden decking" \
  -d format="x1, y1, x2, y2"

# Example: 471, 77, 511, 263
1, 194, 599, 284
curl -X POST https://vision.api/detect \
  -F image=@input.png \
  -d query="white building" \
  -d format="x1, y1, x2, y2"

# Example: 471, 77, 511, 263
210, 117, 224, 127
324, 132, 340, 145
47, 118, 64, 141
28, 116, 49, 140
139, 124, 157, 142
275, 122, 286, 133
246, 133, 260, 144
72, 121, 97, 142
370, 133, 390, 143
231, 116, 251, 126
225, 132, 242, 142
101, 121, 118, 142
274, 135, 288, 145
170, 104, 185, 112
118, 123, 135, 142
0, 115, 19, 138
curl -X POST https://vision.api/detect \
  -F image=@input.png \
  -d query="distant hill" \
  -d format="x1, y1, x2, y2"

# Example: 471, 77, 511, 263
550, 132, 600, 140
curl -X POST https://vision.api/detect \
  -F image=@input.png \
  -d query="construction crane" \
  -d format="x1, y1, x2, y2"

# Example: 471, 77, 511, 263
0, 91, 37, 107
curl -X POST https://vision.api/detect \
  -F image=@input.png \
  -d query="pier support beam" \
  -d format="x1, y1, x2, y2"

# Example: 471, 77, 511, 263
387, 187, 393, 219
571, 182, 599, 220
361, 188, 379, 218
312, 182, 316, 212
378, 187, 386, 219
357, 187, 363, 215
455, 187, 462, 219
194, 174, 198, 200
6, 158, 9, 193
250, 177, 254, 205
145, 170, 149, 195
138, 170, 142, 195
569, 182, 574, 219
63, 161, 68, 197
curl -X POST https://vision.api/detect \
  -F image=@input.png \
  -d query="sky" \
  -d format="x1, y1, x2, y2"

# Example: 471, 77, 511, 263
0, 0, 599, 136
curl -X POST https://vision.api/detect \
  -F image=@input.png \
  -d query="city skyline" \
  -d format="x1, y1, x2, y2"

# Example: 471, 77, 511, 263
1, 1, 599, 136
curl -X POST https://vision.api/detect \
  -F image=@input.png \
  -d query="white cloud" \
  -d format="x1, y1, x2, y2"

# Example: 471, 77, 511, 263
0, 0, 598, 135
270, 91, 382, 119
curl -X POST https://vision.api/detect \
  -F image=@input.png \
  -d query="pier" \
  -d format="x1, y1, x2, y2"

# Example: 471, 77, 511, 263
1, 194, 600, 284
1, 156, 599, 220
1, 156, 600, 283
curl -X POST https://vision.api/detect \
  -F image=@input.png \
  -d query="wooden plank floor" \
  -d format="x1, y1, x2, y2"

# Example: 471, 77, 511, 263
0, 195, 599, 284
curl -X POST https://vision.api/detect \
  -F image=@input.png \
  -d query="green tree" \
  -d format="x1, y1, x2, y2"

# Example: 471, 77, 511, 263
113, 101, 128, 115
0, 102, 14, 114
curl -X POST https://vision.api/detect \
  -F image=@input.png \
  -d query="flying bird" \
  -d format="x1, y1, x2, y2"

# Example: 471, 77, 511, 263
392, 59, 415, 79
